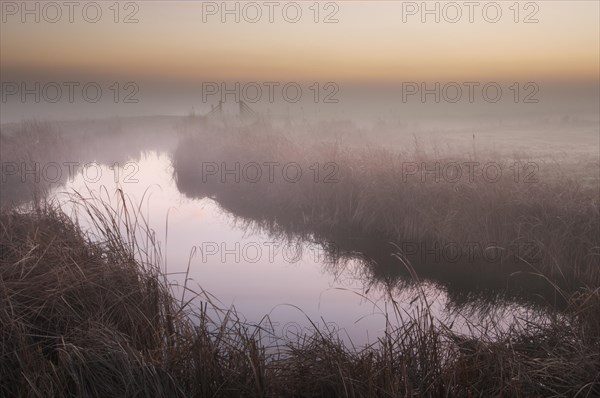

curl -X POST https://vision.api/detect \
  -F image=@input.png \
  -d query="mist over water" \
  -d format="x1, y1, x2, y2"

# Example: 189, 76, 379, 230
1, 2, 599, 395
1, 71, 598, 344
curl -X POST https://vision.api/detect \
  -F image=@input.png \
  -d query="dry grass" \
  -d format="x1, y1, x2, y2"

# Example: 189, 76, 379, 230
173, 127, 600, 299
1, 192, 598, 397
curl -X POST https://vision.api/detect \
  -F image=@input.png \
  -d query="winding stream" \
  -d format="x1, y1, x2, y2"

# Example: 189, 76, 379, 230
45, 150, 546, 345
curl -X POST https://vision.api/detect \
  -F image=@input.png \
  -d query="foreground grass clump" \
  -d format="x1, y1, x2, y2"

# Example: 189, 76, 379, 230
0, 204, 182, 396
1, 198, 599, 397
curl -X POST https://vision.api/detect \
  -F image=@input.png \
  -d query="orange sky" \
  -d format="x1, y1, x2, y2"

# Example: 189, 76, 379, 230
1, 1, 599, 83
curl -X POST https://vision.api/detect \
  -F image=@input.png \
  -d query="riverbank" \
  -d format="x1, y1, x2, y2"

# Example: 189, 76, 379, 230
1, 198, 598, 397
173, 127, 600, 302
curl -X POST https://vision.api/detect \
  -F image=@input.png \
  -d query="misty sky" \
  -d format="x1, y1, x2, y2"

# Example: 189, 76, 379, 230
2, 1, 598, 83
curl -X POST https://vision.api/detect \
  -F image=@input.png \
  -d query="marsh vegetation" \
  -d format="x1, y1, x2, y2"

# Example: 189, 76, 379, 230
1, 118, 599, 396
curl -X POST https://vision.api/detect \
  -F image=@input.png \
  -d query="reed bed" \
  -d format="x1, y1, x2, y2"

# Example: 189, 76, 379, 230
173, 127, 600, 298
1, 192, 598, 397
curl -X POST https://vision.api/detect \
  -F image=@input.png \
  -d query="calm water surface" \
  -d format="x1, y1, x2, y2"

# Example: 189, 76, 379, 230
47, 150, 545, 345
